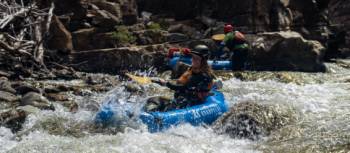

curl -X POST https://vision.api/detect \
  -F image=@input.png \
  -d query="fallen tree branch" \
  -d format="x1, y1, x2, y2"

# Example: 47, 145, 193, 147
0, 40, 15, 51
45, 2, 54, 34
0, 7, 31, 29
33, 16, 44, 65
0, 40, 32, 56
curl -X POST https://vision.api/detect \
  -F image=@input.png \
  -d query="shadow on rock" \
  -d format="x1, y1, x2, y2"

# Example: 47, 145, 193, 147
212, 101, 297, 140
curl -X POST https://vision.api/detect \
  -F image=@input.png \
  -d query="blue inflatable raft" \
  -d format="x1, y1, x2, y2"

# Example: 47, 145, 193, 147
95, 90, 228, 132
169, 56, 232, 70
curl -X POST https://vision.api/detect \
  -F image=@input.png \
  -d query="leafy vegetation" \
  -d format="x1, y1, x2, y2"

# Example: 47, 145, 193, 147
146, 22, 161, 30
111, 26, 136, 44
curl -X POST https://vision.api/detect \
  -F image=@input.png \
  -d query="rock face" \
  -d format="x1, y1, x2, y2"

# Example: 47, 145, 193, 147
137, 0, 329, 34
47, 16, 73, 54
134, 30, 168, 45
72, 28, 117, 51
250, 31, 326, 72
71, 46, 168, 73
328, 0, 350, 53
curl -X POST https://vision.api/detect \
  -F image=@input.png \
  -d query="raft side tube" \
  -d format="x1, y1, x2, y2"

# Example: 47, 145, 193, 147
169, 56, 232, 70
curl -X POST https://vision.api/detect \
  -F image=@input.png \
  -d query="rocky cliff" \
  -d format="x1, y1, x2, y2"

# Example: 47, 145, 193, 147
328, 0, 350, 55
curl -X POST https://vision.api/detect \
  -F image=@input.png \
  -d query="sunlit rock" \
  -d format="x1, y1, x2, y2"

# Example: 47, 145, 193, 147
20, 92, 54, 111
250, 31, 326, 72
0, 91, 19, 103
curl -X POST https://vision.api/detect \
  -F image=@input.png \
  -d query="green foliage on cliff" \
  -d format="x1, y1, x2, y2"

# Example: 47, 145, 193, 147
111, 26, 136, 44
146, 22, 161, 30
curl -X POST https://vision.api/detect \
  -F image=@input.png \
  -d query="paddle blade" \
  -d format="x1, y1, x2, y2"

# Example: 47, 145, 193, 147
211, 34, 225, 41
125, 73, 152, 84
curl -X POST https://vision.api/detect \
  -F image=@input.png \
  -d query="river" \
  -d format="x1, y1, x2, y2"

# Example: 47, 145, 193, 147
1, 60, 350, 153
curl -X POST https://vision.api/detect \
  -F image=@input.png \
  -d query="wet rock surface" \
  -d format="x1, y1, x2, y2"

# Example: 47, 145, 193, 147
213, 102, 297, 140
71, 46, 168, 73
20, 92, 54, 110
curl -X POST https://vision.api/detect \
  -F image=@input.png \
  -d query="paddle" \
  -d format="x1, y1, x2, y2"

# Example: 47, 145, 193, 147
211, 34, 225, 41
125, 73, 153, 85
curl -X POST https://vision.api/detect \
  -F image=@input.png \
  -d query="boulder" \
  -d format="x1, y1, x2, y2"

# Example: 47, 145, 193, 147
90, 7, 121, 31
47, 16, 73, 54
250, 31, 326, 72
0, 70, 11, 78
20, 92, 54, 110
71, 46, 167, 73
12, 82, 40, 95
91, 32, 116, 49
134, 29, 168, 45
168, 23, 202, 39
0, 77, 16, 94
166, 33, 189, 43
45, 93, 70, 101
0, 108, 27, 132
72, 28, 97, 51
73, 28, 116, 51
0, 91, 18, 102
213, 102, 296, 140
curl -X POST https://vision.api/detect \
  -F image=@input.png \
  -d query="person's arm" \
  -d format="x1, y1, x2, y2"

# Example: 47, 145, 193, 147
165, 81, 187, 91
152, 79, 187, 91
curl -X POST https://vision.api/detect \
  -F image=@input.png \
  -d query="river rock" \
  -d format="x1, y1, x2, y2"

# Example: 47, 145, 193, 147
45, 93, 70, 101
212, 102, 297, 140
0, 108, 27, 132
20, 92, 54, 110
0, 70, 11, 78
0, 91, 18, 103
0, 77, 16, 94
93, 1, 122, 19
166, 33, 189, 43
12, 82, 40, 95
54, 68, 79, 80
250, 31, 326, 72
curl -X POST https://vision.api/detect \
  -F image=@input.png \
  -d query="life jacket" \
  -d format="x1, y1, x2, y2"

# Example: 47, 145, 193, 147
234, 31, 246, 44
224, 31, 248, 50
177, 68, 213, 92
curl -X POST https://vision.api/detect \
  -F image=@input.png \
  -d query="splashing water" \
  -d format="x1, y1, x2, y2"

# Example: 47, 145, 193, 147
1, 62, 350, 153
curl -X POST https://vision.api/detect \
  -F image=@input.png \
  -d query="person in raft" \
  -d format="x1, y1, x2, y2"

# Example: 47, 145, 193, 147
145, 45, 215, 112
220, 24, 249, 71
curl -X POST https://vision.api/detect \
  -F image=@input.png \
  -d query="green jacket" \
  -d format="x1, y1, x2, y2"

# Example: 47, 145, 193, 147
223, 31, 248, 50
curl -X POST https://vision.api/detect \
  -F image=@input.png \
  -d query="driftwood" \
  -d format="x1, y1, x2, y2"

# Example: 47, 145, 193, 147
0, 0, 56, 70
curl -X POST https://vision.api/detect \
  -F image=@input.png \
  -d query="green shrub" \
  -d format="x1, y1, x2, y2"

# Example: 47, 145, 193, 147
146, 22, 161, 30
111, 26, 136, 44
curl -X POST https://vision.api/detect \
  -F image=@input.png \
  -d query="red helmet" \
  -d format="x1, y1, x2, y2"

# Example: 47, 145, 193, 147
167, 48, 180, 58
181, 48, 191, 55
224, 24, 234, 33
